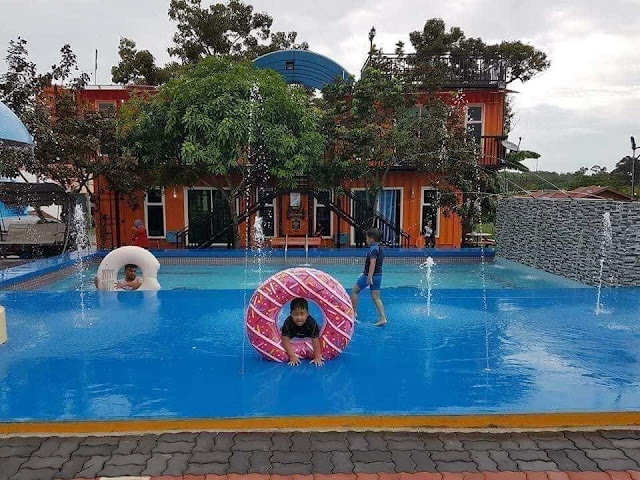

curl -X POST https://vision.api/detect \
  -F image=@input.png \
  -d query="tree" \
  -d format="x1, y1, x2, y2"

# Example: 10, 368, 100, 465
167, 0, 308, 63
503, 150, 540, 172
408, 19, 550, 85
319, 63, 483, 222
407, 19, 549, 134
613, 156, 640, 181
121, 56, 324, 245
111, 38, 170, 85
0, 38, 144, 199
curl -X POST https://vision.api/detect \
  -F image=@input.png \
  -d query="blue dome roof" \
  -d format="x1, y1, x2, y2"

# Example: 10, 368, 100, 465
0, 101, 33, 146
253, 49, 351, 90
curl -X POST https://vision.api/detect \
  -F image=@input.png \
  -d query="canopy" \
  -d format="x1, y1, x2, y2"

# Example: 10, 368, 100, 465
0, 182, 68, 208
0, 101, 33, 146
253, 49, 350, 90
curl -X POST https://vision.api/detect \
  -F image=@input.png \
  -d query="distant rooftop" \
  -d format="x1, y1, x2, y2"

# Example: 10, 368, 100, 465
517, 186, 632, 201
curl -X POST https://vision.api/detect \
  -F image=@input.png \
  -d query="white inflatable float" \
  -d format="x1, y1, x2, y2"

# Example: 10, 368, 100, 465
96, 246, 161, 291
0, 306, 6, 344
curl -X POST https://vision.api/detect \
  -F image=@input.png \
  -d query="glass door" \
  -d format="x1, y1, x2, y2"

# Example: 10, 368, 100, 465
187, 189, 212, 245
211, 189, 231, 239
377, 189, 401, 245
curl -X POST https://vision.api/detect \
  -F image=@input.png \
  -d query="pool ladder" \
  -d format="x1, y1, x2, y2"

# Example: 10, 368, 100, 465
283, 234, 310, 264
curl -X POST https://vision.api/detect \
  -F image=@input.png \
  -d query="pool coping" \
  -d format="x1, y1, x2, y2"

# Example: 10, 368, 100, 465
0, 248, 495, 290
2, 412, 640, 435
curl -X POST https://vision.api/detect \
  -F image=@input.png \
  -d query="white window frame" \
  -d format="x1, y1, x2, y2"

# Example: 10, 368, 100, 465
420, 187, 440, 239
145, 187, 166, 239
465, 104, 484, 141
183, 186, 234, 246
313, 190, 333, 239
256, 187, 277, 238
349, 187, 404, 246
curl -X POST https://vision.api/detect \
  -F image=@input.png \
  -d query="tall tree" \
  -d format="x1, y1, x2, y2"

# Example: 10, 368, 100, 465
111, 38, 170, 85
167, 0, 308, 63
121, 56, 324, 245
0, 38, 143, 198
407, 18, 549, 135
319, 63, 484, 218
408, 19, 550, 85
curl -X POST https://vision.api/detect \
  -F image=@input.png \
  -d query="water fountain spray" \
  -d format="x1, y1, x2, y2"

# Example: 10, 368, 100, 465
595, 211, 612, 315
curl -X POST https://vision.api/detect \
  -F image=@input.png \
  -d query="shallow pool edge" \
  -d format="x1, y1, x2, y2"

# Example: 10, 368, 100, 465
2, 412, 640, 434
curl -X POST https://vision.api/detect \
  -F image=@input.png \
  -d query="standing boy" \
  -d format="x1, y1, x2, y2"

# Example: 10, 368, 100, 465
351, 228, 387, 326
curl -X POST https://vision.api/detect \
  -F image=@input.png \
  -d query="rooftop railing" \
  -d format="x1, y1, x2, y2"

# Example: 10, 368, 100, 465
362, 54, 507, 89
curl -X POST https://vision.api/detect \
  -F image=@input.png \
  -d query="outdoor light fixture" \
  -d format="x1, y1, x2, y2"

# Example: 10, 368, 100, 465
631, 136, 637, 200
368, 26, 376, 54
173, 187, 177, 199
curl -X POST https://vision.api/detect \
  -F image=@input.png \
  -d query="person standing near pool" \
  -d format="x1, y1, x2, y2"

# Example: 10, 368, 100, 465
130, 219, 149, 249
350, 227, 387, 326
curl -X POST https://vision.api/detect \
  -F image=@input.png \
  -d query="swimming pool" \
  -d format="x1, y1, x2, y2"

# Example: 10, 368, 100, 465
35, 257, 585, 291
1, 250, 638, 427
0, 284, 638, 422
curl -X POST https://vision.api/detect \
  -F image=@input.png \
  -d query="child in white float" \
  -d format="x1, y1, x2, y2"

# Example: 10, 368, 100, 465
93, 264, 142, 291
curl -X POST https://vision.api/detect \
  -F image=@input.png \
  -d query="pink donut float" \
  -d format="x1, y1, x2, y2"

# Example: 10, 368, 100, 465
246, 267, 355, 362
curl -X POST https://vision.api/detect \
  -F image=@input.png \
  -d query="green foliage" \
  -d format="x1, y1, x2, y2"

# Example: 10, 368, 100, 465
167, 0, 308, 63
503, 150, 540, 172
0, 38, 144, 198
121, 56, 324, 243
502, 159, 637, 197
111, 38, 171, 85
110, 1, 308, 86
408, 18, 550, 85
319, 64, 487, 214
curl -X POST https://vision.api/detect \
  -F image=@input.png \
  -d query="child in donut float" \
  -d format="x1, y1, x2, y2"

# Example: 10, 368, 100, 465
281, 298, 324, 367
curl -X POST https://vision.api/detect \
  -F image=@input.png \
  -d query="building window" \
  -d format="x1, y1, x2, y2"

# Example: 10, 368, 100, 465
314, 190, 332, 237
466, 105, 483, 143
145, 188, 165, 238
421, 188, 440, 239
257, 188, 276, 237
97, 101, 116, 112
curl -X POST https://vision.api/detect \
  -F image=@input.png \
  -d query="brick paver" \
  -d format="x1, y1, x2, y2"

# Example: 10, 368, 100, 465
1, 430, 640, 479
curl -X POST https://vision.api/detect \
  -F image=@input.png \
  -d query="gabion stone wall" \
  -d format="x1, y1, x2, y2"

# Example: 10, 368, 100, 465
495, 197, 640, 286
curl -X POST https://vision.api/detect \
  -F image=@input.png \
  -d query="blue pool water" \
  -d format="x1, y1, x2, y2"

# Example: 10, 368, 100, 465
37, 258, 585, 291
1, 275, 639, 421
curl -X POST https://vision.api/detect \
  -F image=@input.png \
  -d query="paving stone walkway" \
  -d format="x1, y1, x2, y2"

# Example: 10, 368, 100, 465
2, 430, 640, 479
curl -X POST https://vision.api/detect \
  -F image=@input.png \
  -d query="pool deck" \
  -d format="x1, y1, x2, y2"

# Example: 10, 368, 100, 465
2, 429, 640, 479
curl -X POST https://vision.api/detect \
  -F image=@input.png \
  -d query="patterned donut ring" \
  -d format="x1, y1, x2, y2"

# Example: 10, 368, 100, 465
246, 267, 355, 362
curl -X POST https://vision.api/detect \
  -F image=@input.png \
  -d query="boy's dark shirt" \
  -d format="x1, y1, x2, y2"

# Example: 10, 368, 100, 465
281, 315, 320, 339
363, 243, 384, 275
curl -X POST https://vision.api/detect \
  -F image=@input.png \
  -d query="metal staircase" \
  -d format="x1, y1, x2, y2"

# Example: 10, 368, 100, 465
309, 188, 411, 248
175, 195, 264, 249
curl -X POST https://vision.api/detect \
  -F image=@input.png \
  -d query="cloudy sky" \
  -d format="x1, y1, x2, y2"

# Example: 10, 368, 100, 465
2, 0, 639, 173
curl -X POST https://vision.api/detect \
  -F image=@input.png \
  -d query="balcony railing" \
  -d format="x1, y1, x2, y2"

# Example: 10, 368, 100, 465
478, 135, 506, 167
362, 54, 507, 89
